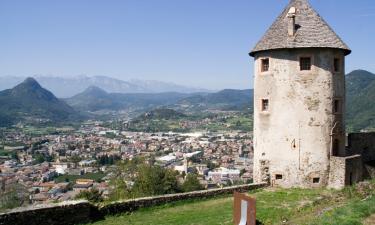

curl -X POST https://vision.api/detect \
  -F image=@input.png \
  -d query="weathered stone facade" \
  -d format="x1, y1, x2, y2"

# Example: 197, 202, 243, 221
252, 48, 346, 188
248, 0, 372, 189
328, 155, 363, 189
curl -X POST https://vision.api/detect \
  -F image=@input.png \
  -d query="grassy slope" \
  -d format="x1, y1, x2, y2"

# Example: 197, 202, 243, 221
90, 180, 375, 225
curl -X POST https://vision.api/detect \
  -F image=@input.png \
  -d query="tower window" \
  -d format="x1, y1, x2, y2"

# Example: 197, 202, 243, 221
275, 174, 283, 180
334, 99, 341, 113
300, 57, 311, 71
334, 58, 341, 72
313, 177, 320, 183
261, 58, 270, 72
261, 99, 269, 111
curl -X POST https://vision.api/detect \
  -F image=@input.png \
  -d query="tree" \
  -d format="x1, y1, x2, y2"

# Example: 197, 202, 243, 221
34, 153, 45, 164
70, 155, 81, 165
205, 161, 218, 171
132, 164, 177, 197
110, 158, 180, 200
109, 178, 131, 201
181, 174, 203, 192
0, 183, 29, 210
161, 169, 179, 194
75, 189, 103, 203
11, 152, 19, 161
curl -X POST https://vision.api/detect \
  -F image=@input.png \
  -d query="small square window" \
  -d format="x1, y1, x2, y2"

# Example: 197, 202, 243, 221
275, 174, 283, 180
313, 177, 320, 183
300, 57, 311, 71
261, 99, 269, 111
334, 58, 340, 72
334, 100, 341, 113
261, 58, 270, 72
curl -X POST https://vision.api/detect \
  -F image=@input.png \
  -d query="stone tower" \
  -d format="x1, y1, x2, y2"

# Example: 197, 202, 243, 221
250, 0, 351, 188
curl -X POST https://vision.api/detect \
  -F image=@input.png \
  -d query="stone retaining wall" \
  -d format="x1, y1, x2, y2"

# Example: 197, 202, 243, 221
99, 183, 267, 215
0, 183, 267, 225
0, 200, 101, 225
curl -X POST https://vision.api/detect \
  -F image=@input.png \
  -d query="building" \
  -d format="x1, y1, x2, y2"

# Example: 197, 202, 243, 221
73, 179, 94, 192
207, 167, 240, 184
250, 0, 365, 188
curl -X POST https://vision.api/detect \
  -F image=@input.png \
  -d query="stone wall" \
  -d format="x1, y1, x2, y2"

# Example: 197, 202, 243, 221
328, 155, 362, 189
99, 183, 267, 215
345, 155, 363, 185
347, 132, 375, 162
347, 132, 375, 179
0, 200, 101, 225
328, 156, 346, 189
0, 183, 267, 225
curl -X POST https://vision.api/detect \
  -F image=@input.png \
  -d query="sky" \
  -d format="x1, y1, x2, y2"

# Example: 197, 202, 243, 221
0, 0, 374, 90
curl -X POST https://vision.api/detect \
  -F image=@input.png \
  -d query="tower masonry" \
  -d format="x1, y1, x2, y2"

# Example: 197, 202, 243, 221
249, 0, 357, 188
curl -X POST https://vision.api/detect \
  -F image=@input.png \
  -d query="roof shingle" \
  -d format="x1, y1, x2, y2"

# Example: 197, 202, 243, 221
250, 0, 351, 56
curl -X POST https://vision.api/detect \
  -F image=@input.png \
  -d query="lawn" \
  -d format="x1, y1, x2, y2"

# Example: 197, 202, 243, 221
55, 172, 105, 183
89, 180, 375, 225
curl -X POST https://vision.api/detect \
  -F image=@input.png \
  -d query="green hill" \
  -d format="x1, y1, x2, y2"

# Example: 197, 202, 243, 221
65, 86, 125, 112
346, 70, 375, 132
175, 89, 253, 112
0, 78, 80, 126
125, 108, 188, 132
66, 86, 192, 112
136, 108, 186, 120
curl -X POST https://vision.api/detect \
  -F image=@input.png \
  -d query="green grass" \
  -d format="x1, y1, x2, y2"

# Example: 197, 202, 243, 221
96, 197, 234, 225
55, 172, 105, 183
89, 180, 375, 225
310, 195, 375, 225
89, 189, 323, 225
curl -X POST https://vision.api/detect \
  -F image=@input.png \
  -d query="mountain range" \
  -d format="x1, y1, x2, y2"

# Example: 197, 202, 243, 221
0, 75, 211, 98
0, 70, 374, 131
65, 85, 253, 114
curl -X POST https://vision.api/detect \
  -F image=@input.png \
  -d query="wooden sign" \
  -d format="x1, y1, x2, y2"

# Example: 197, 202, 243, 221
233, 192, 256, 225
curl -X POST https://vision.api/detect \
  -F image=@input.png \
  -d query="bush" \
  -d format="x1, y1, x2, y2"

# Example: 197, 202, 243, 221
181, 174, 203, 192
75, 189, 103, 203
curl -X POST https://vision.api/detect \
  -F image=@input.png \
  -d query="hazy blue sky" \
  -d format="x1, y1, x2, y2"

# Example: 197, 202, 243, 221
0, 0, 374, 89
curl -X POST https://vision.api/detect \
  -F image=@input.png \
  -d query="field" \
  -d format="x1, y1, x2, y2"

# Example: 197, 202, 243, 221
90, 180, 375, 225
54, 172, 105, 183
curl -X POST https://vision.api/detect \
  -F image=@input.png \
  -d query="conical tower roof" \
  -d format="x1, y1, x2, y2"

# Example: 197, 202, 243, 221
250, 0, 351, 56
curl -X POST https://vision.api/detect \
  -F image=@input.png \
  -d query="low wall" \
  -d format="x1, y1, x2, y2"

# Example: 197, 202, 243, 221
0, 200, 101, 225
0, 183, 267, 225
99, 183, 267, 215
328, 155, 363, 189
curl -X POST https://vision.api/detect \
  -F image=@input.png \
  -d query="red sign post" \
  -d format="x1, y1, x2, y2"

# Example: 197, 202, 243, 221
233, 192, 256, 225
